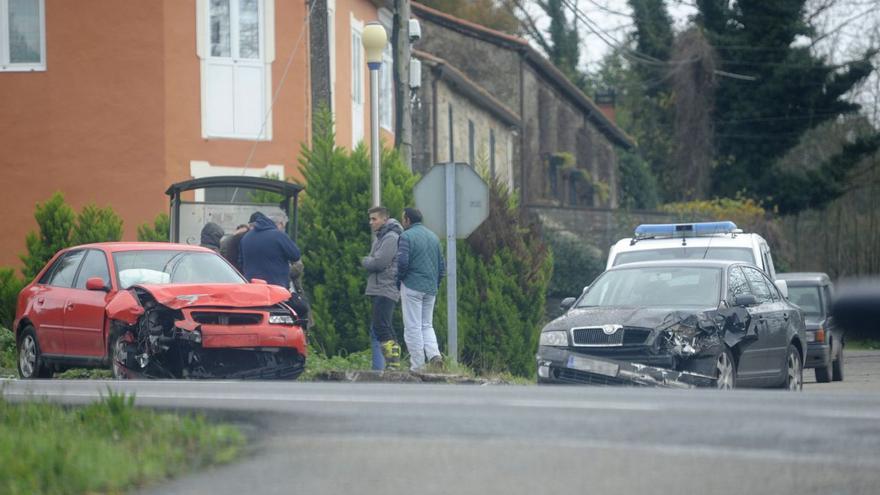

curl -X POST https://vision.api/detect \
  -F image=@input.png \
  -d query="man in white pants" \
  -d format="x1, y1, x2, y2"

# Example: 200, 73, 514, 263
397, 208, 446, 371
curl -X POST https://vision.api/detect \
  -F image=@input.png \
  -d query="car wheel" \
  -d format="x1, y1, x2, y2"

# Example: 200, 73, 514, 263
715, 348, 736, 390
110, 329, 135, 380
832, 345, 845, 382
781, 344, 803, 391
814, 345, 832, 383
17, 326, 52, 379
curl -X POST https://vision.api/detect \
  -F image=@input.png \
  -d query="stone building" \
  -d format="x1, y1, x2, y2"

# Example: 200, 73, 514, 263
411, 2, 634, 209
411, 50, 520, 190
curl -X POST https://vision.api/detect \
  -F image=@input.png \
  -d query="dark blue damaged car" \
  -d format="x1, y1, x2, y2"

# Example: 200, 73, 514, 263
537, 260, 807, 389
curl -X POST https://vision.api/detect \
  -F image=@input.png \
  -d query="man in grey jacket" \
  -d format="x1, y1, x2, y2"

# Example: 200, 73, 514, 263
362, 206, 403, 370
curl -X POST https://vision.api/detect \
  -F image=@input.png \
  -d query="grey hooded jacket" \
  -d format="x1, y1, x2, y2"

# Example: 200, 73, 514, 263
362, 218, 403, 301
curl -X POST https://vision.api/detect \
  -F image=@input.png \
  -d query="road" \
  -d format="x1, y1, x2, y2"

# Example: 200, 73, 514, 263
4, 353, 880, 495
804, 349, 880, 392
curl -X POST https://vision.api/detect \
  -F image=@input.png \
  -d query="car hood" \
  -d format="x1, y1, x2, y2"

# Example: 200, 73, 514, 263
134, 283, 291, 309
542, 306, 716, 332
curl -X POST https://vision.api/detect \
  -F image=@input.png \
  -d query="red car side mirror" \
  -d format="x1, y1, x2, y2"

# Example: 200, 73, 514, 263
250, 278, 267, 285
85, 277, 109, 291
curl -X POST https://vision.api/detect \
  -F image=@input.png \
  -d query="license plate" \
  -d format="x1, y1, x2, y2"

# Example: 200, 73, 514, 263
566, 355, 619, 377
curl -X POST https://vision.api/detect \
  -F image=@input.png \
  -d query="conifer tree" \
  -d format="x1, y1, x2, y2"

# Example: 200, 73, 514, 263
299, 110, 415, 355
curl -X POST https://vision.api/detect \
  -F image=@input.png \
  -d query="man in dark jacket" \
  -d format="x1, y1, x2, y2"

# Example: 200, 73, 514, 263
239, 211, 301, 289
362, 206, 403, 370
199, 222, 224, 253
397, 207, 445, 371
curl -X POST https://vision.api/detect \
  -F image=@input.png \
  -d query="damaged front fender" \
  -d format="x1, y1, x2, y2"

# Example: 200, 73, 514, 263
106, 289, 145, 325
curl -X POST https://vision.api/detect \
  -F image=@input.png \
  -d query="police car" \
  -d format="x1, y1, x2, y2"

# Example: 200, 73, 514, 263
607, 221, 785, 293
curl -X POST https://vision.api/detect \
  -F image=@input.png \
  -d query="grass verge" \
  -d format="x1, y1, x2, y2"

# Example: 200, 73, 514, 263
303, 345, 534, 384
846, 339, 880, 350
0, 389, 245, 495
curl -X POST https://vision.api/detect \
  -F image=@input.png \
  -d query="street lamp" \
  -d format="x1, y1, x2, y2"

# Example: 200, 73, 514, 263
363, 22, 388, 207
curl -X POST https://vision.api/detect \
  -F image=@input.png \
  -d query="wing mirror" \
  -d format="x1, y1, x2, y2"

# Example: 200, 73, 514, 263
735, 294, 758, 307
774, 279, 789, 299
85, 277, 109, 292
560, 297, 576, 311
250, 278, 267, 285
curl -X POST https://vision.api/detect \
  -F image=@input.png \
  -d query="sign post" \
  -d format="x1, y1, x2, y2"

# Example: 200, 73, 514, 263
413, 163, 489, 363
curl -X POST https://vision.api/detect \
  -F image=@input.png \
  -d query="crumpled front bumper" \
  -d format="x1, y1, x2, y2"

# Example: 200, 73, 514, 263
536, 346, 716, 388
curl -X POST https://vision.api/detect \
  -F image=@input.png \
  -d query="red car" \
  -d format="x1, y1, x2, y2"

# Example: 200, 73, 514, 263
13, 242, 307, 379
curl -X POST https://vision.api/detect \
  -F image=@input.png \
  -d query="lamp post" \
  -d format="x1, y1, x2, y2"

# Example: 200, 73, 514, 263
363, 22, 387, 207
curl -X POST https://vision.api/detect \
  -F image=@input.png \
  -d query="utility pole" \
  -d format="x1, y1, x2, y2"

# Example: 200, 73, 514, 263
393, 0, 413, 170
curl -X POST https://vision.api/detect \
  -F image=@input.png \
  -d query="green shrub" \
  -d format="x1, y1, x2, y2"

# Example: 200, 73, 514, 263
137, 213, 170, 242
71, 204, 124, 245
545, 232, 605, 298
618, 150, 661, 210
0, 326, 16, 371
0, 268, 25, 331
20, 193, 127, 280
20, 192, 75, 280
299, 110, 415, 356
433, 179, 553, 377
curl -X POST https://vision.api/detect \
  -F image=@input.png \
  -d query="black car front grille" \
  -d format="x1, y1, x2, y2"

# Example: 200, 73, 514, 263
572, 327, 624, 346
622, 327, 652, 345
191, 312, 263, 325
571, 327, 652, 347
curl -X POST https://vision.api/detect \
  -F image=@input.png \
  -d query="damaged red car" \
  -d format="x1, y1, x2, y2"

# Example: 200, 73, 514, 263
13, 243, 307, 380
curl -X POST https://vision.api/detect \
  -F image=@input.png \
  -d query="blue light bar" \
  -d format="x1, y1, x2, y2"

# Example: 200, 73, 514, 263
634, 221, 738, 239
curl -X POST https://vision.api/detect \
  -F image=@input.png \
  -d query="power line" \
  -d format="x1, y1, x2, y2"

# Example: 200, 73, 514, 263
559, 0, 757, 80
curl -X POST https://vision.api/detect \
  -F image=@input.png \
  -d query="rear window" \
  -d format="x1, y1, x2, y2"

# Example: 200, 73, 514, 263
614, 247, 756, 266
789, 286, 823, 318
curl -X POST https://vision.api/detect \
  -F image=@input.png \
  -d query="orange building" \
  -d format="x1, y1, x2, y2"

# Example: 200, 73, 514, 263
0, 0, 392, 270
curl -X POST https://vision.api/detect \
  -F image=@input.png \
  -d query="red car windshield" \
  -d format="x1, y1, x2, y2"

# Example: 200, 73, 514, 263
113, 250, 245, 288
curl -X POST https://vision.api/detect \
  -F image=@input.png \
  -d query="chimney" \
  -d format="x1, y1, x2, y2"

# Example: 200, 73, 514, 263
594, 89, 616, 122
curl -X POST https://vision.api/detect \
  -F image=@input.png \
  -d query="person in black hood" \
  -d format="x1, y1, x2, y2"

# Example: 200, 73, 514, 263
239, 211, 301, 288
199, 222, 224, 252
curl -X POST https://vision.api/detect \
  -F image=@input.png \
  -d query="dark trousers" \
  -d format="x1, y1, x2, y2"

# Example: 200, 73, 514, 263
371, 295, 396, 343
288, 293, 310, 325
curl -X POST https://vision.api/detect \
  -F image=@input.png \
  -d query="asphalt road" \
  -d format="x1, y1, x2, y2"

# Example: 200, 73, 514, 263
804, 349, 880, 392
4, 359, 880, 495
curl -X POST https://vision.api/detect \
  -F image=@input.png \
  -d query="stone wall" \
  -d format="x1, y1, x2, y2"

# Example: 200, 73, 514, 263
521, 65, 620, 209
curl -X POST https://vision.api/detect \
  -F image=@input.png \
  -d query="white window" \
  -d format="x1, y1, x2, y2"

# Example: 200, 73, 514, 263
378, 9, 394, 131
0, 0, 45, 72
350, 15, 364, 146
190, 161, 284, 202
197, 0, 275, 140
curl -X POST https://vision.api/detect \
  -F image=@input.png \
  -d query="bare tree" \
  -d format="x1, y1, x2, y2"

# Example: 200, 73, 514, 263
670, 27, 716, 200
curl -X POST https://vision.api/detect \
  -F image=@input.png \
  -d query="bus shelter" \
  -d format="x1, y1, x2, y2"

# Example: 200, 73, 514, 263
165, 176, 304, 244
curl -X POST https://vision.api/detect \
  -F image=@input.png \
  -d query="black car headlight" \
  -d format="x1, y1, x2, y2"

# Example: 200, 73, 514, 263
539, 330, 568, 346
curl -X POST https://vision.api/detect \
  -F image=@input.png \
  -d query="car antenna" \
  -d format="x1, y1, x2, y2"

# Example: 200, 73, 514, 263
702, 224, 718, 259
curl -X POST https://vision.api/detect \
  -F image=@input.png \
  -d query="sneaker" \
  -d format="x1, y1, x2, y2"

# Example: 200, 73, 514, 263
425, 355, 445, 372
381, 340, 401, 370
